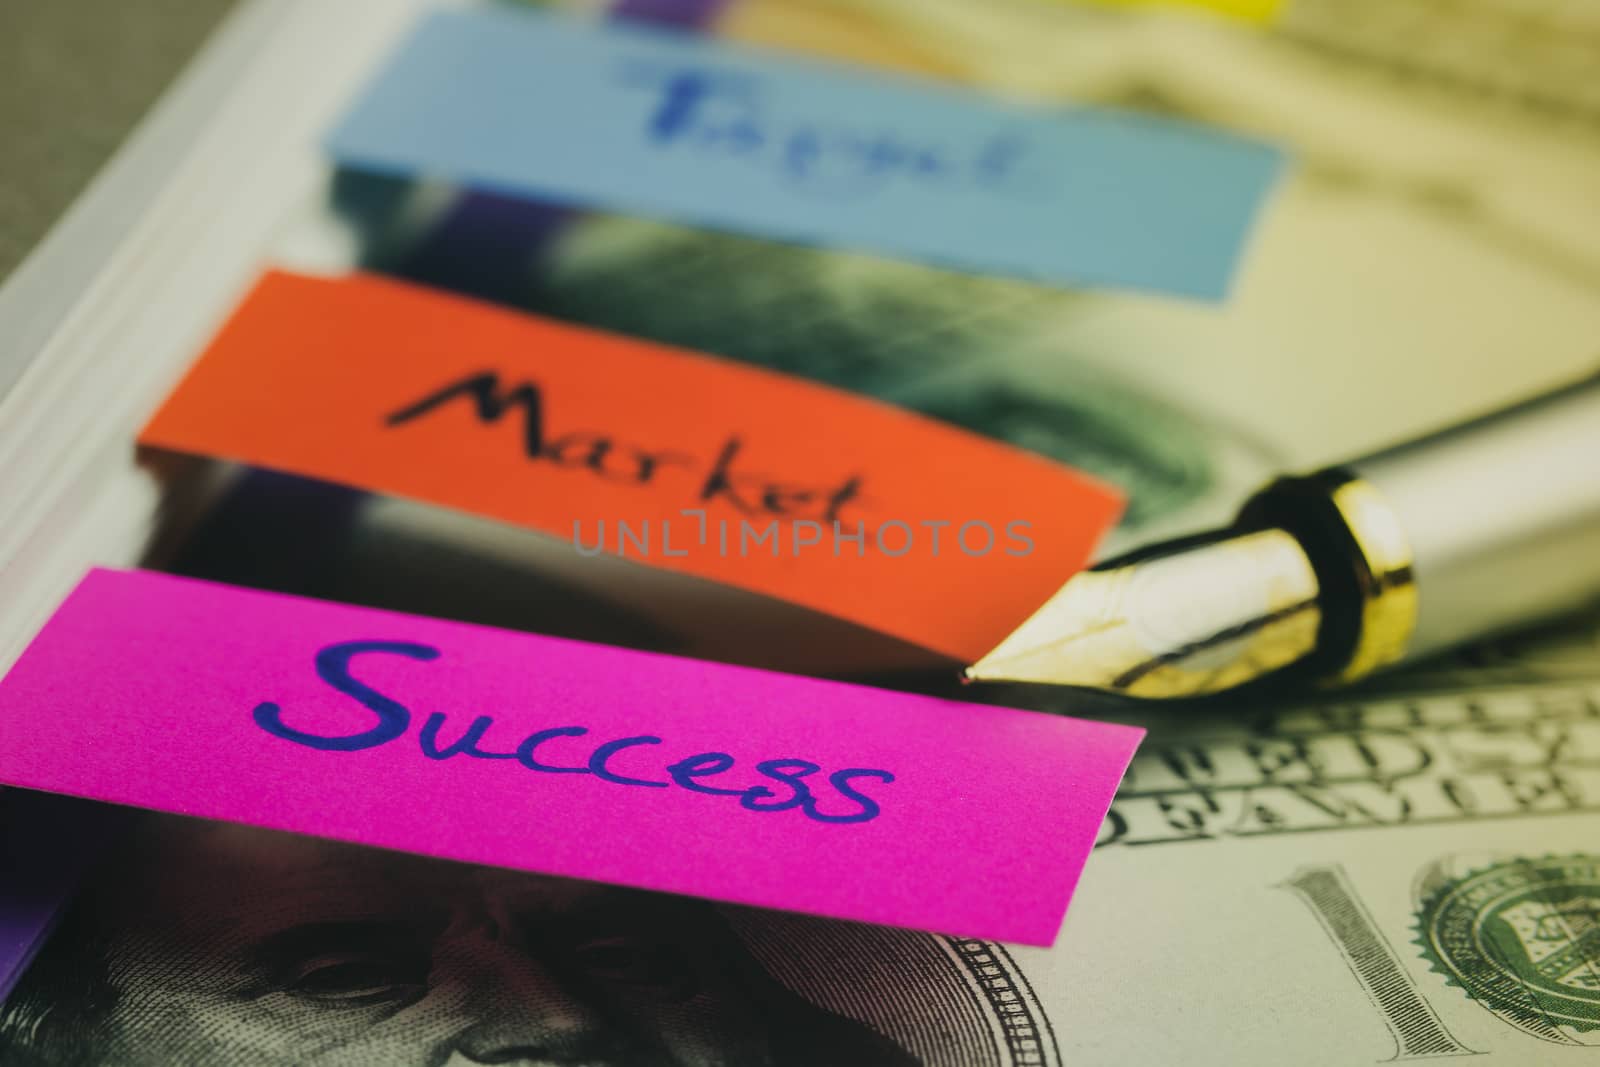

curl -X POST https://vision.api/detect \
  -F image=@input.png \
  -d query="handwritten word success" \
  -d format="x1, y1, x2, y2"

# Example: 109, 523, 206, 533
139, 270, 1121, 664
0, 570, 1145, 944
259, 638, 894, 825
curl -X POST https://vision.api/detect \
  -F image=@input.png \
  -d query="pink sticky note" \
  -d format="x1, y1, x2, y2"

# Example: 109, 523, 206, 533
0, 570, 1142, 945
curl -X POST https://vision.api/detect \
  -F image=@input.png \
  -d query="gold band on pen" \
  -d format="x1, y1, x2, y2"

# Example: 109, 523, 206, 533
1239, 469, 1418, 685
1323, 475, 1418, 681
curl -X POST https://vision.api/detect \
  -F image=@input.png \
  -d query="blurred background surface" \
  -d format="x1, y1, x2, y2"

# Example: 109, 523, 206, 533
0, 0, 237, 281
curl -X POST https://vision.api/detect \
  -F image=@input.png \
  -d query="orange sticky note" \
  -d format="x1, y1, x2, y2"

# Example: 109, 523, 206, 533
140, 271, 1121, 662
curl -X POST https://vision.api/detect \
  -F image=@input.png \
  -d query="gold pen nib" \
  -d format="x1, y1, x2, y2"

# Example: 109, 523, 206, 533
965, 528, 1324, 698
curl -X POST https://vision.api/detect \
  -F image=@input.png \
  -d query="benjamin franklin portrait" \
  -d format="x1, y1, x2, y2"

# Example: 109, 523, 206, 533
0, 813, 1058, 1066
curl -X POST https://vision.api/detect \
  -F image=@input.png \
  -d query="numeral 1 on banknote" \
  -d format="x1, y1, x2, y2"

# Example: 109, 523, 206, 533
1281, 865, 1476, 1060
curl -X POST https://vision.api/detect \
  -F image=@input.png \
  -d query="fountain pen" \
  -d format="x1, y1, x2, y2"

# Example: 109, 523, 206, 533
965, 373, 1600, 698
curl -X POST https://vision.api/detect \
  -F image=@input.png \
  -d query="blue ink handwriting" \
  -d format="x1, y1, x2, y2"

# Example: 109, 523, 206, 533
253, 639, 895, 825
626, 62, 1042, 200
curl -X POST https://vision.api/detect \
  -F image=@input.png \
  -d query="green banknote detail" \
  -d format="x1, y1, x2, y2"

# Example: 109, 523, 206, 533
1415, 855, 1600, 1035
529, 217, 1234, 530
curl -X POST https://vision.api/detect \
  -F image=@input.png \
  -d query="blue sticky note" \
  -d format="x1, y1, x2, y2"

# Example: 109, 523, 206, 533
328, 7, 1286, 300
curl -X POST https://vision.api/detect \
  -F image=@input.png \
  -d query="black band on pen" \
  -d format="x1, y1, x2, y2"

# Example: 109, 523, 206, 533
1236, 469, 1370, 682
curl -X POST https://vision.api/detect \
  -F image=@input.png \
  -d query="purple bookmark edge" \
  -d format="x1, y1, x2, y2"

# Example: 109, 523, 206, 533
0, 791, 124, 1003
611, 0, 732, 25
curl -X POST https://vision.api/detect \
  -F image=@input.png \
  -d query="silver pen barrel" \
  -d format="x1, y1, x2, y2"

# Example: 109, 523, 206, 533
966, 372, 1600, 696
1354, 371, 1600, 664
1237, 371, 1600, 685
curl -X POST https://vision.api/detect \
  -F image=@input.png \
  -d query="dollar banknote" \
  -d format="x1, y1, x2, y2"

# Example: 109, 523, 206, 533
7, 0, 1600, 1063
